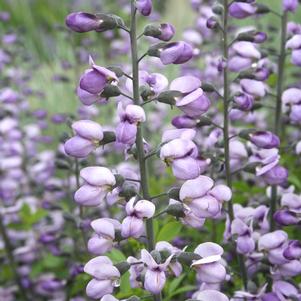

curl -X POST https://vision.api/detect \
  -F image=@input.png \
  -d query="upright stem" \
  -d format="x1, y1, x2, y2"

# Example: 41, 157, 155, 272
0, 215, 29, 300
130, 1, 155, 252
269, 12, 288, 231
222, 0, 247, 290
130, 4, 159, 301
222, 0, 234, 221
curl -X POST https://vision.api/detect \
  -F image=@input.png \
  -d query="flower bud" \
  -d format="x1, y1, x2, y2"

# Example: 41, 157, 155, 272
233, 93, 254, 111
212, 3, 224, 15
206, 17, 219, 30
283, 0, 298, 12
135, 0, 152, 16
157, 42, 193, 65
249, 131, 280, 149
274, 210, 299, 226
157, 90, 182, 105
166, 203, 185, 217
172, 115, 197, 129
66, 12, 103, 32
229, 2, 256, 19
144, 23, 175, 41
101, 85, 121, 98
66, 12, 124, 33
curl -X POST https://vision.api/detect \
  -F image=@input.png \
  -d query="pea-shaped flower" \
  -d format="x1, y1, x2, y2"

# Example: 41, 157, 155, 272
283, 0, 298, 12
192, 242, 227, 284
135, 0, 152, 16
64, 120, 104, 158
160, 41, 193, 65
194, 290, 229, 301
66, 12, 103, 33
74, 166, 116, 206
116, 103, 146, 146
160, 138, 209, 180
240, 79, 267, 98
121, 197, 155, 238
88, 218, 121, 255
249, 131, 280, 149
141, 249, 173, 294
180, 176, 231, 218
77, 58, 118, 105
258, 230, 288, 251
229, 2, 256, 19
84, 256, 120, 299
176, 88, 211, 118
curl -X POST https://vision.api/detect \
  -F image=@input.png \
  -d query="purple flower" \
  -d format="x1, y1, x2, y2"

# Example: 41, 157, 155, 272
126, 70, 168, 95
141, 249, 173, 294
283, 0, 298, 12
283, 240, 301, 260
160, 138, 209, 180
231, 219, 255, 254
180, 176, 231, 218
121, 197, 155, 238
64, 120, 104, 158
258, 230, 288, 251
249, 131, 280, 149
240, 79, 266, 98
176, 88, 210, 118
229, 2, 256, 19
286, 34, 301, 50
160, 42, 193, 65
274, 209, 299, 225
233, 93, 254, 111
74, 167, 116, 206
291, 49, 301, 66
194, 290, 229, 301
192, 242, 227, 284
170, 75, 201, 94
116, 103, 146, 146
262, 165, 288, 185
157, 23, 175, 41
135, 0, 152, 16
172, 115, 197, 128
79, 60, 118, 95
127, 256, 144, 288
84, 256, 120, 299
66, 12, 103, 33
88, 218, 121, 254
155, 241, 182, 276
100, 295, 119, 301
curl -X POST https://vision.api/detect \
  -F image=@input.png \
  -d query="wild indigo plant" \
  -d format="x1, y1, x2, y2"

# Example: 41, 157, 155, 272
1, 0, 301, 300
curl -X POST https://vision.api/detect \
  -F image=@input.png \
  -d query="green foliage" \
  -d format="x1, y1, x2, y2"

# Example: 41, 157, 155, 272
8, 204, 47, 230
157, 220, 182, 242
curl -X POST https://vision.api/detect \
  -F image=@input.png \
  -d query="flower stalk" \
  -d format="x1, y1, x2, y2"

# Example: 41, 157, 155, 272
222, 0, 247, 290
270, 11, 288, 231
130, 0, 155, 253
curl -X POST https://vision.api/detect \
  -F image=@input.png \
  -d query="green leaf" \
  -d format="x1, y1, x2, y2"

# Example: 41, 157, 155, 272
107, 248, 126, 263
70, 274, 90, 296
168, 274, 186, 295
43, 254, 66, 268
157, 221, 182, 242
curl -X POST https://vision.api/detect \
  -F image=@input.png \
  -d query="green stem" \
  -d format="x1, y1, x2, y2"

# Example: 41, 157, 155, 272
0, 215, 29, 300
130, 1, 155, 253
270, 12, 288, 232
222, 0, 248, 290
222, 0, 233, 221
130, 3, 159, 301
